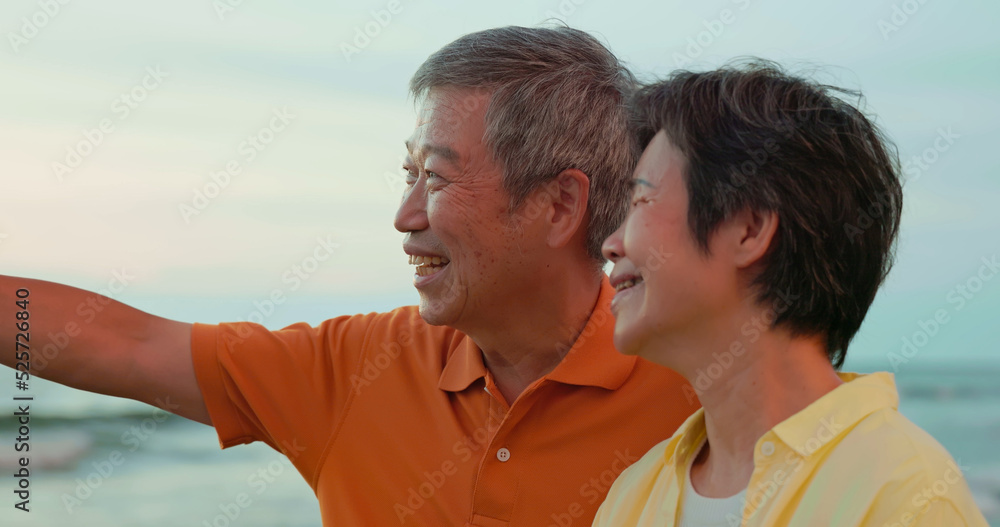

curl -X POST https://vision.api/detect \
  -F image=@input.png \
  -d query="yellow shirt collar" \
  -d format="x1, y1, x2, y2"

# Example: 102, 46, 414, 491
663, 372, 899, 466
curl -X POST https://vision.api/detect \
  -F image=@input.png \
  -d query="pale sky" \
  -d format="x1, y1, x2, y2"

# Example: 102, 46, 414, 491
3, 0, 998, 368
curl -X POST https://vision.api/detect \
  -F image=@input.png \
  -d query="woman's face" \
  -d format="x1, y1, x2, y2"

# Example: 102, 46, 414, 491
602, 131, 737, 362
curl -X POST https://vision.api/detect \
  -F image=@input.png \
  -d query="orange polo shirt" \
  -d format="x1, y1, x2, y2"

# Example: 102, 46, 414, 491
191, 276, 698, 526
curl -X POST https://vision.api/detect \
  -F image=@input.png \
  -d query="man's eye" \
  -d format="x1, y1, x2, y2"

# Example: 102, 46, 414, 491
426, 172, 448, 187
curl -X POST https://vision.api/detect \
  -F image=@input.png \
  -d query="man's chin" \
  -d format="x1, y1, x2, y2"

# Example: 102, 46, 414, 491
417, 307, 449, 327
417, 296, 456, 327
415, 278, 464, 326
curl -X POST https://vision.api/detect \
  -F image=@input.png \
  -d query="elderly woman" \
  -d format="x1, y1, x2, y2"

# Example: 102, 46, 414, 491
593, 61, 988, 526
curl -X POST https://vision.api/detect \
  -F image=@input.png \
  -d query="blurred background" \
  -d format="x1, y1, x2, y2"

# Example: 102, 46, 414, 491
1, 0, 998, 525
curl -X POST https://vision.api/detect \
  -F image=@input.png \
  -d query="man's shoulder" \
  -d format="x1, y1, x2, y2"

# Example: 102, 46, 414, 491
309, 306, 467, 360
313, 306, 456, 336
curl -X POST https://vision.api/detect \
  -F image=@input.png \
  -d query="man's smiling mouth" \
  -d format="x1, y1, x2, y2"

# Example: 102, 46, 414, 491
409, 254, 451, 276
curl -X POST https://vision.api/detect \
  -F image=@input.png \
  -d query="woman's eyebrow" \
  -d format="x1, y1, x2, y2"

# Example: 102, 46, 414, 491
629, 178, 655, 189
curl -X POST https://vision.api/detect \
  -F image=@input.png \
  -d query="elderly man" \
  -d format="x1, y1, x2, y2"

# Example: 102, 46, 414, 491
1, 26, 696, 525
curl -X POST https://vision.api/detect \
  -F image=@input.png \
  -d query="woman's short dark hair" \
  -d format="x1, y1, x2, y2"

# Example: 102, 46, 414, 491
630, 59, 903, 368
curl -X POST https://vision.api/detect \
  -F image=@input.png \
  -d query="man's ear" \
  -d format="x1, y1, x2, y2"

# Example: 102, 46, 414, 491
542, 168, 590, 250
729, 208, 779, 269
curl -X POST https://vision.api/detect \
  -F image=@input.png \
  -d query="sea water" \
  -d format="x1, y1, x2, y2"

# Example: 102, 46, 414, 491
2, 364, 998, 526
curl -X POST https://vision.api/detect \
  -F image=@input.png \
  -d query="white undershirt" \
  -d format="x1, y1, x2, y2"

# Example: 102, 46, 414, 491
678, 439, 747, 527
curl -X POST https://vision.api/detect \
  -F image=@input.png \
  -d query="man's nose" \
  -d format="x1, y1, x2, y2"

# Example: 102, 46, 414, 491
394, 178, 430, 233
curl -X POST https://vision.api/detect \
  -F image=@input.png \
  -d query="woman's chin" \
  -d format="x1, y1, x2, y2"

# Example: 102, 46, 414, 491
612, 325, 645, 356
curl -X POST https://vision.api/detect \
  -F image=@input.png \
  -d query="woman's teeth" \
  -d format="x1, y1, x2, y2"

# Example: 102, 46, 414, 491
409, 255, 450, 276
615, 277, 643, 291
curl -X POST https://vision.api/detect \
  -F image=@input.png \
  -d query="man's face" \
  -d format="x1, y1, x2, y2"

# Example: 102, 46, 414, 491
602, 130, 737, 358
394, 87, 542, 329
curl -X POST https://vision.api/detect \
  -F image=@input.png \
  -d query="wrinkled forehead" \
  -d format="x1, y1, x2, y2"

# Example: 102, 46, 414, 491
415, 86, 490, 127
406, 87, 492, 158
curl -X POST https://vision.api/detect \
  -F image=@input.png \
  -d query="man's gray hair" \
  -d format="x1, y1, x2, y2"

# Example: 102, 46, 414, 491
409, 25, 638, 266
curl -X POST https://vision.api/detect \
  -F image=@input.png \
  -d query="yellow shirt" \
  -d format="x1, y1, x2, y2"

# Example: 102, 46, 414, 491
593, 372, 989, 527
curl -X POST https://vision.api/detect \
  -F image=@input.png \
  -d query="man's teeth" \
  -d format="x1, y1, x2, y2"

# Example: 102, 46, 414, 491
408, 255, 451, 266
409, 255, 451, 275
615, 277, 643, 292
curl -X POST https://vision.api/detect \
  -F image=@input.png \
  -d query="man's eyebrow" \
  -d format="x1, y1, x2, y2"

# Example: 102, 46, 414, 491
404, 140, 460, 166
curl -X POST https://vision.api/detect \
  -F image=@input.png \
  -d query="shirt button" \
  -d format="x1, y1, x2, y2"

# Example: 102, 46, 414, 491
761, 441, 775, 456
496, 448, 511, 462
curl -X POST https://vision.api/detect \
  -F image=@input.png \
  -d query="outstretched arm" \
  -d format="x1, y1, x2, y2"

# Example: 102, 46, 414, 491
1, 275, 211, 424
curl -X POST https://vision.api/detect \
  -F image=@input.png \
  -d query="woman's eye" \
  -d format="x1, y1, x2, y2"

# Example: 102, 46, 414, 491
402, 166, 417, 183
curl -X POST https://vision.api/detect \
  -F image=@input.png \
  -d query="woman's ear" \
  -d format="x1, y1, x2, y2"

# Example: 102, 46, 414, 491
730, 208, 779, 269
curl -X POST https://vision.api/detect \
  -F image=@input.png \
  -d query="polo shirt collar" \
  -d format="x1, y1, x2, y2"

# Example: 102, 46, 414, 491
661, 372, 900, 466
770, 371, 899, 456
664, 409, 708, 467
438, 336, 488, 392
437, 275, 637, 392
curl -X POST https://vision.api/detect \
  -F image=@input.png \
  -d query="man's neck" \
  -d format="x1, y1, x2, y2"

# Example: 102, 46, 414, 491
471, 268, 603, 405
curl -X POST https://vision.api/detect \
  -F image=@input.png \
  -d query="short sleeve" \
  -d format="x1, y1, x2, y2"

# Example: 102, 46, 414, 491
191, 312, 381, 485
